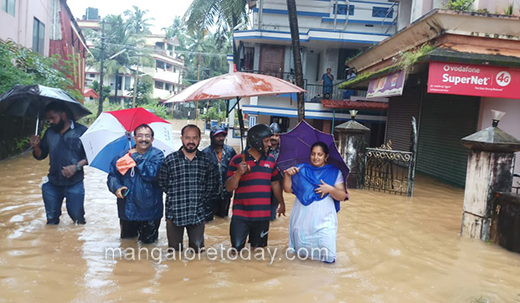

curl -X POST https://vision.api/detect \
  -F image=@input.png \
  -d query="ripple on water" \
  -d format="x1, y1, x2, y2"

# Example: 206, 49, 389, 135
2, 147, 520, 302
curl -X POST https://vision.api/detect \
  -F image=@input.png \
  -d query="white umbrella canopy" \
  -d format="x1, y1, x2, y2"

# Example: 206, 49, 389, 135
164, 72, 306, 103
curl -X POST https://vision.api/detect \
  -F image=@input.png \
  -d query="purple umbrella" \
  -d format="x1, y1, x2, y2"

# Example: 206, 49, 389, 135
277, 120, 349, 181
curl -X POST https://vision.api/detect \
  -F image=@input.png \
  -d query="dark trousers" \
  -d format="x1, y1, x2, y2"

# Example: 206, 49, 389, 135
230, 217, 269, 251
205, 195, 232, 221
120, 219, 161, 244
42, 181, 85, 225
166, 220, 205, 251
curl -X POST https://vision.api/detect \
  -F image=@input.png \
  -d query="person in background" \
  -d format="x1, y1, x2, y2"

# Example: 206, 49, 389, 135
283, 142, 348, 263
226, 124, 285, 252
159, 125, 218, 252
30, 102, 88, 225
202, 125, 237, 220
269, 123, 281, 160
269, 122, 282, 221
107, 124, 164, 243
321, 68, 334, 99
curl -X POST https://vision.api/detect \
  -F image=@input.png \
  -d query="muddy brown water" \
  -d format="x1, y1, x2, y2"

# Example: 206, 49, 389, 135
1, 120, 520, 302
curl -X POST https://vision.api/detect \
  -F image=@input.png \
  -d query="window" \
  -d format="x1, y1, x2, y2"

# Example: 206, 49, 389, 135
155, 81, 164, 89
32, 18, 45, 55
89, 73, 95, 78
2, 0, 15, 16
372, 6, 393, 18
124, 76, 131, 90
333, 4, 354, 16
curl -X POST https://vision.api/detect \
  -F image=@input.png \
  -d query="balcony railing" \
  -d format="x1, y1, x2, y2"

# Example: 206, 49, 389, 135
239, 70, 366, 102
240, 69, 305, 86
306, 83, 366, 103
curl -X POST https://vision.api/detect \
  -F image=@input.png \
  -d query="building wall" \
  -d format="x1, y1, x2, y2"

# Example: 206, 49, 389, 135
255, 0, 397, 34
473, 0, 520, 14
306, 52, 319, 83
0, 0, 52, 56
478, 97, 520, 175
407, 0, 520, 23
48, 0, 86, 94
395, 0, 412, 30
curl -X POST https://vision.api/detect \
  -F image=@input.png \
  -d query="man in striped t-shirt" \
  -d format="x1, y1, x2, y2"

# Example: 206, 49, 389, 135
226, 124, 286, 251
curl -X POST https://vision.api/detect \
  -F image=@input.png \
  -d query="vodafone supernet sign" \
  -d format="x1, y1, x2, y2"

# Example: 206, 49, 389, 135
427, 61, 519, 99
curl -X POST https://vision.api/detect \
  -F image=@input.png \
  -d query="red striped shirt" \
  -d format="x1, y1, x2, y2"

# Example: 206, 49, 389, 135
227, 151, 280, 221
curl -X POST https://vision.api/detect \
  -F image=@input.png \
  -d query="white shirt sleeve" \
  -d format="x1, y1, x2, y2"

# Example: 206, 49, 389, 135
334, 171, 344, 185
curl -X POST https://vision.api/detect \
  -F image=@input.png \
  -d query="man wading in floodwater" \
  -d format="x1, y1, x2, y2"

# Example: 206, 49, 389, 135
226, 124, 285, 252
159, 125, 218, 252
202, 125, 236, 221
107, 124, 164, 243
30, 102, 88, 225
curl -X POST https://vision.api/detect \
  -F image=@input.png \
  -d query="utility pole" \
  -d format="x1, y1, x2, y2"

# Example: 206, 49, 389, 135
97, 20, 105, 116
132, 56, 141, 108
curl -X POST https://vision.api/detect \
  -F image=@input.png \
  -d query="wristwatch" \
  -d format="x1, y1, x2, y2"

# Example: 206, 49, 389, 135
76, 164, 82, 171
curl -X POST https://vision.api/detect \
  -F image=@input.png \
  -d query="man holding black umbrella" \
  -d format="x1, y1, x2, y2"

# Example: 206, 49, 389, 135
30, 102, 88, 225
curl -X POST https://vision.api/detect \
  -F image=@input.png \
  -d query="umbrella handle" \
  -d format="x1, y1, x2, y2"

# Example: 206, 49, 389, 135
34, 110, 39, 135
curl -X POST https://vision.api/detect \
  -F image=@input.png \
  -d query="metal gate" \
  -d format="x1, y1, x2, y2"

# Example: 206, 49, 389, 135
364, 117, 418, 196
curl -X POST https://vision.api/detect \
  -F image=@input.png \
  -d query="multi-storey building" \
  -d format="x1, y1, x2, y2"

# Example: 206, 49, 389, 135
0, 0, 88, 94
341, 0, 520, 186
233, 0, 397, 144
77, 11, 184, 105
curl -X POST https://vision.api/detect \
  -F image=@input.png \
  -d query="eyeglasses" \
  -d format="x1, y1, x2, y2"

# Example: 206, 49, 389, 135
136, 134, 152, 139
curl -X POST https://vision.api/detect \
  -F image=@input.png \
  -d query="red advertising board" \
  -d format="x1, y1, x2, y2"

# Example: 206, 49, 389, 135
427, 61, 520, 99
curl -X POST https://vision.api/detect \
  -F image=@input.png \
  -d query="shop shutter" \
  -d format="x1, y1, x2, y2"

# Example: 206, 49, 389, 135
416, 94, 480, 187
385, 87, 421, 151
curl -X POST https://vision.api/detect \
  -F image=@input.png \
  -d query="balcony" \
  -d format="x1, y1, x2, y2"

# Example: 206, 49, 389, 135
240, 70, 365, 102
305, 83, 367, 103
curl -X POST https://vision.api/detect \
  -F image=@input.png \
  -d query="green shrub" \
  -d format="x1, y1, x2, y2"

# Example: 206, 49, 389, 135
445, 0, 475, 11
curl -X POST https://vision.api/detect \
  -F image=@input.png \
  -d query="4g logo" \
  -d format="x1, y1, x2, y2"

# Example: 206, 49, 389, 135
496, 71, 511, 87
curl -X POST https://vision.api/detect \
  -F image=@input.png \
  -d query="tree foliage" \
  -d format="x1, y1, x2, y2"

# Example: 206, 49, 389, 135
87, 10, 155, 106
0, 40, 80, 159
124, 6, 155, 35
90, 80, 111, 101
0, 40, 79, 97
184, 0, 248, 37
163, 20, 230, 85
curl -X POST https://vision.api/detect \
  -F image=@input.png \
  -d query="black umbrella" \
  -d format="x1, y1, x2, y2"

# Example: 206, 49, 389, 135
0, 85, 92, 134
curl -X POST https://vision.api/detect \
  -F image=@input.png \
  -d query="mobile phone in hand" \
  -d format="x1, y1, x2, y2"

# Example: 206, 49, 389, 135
121, 188, 129, 198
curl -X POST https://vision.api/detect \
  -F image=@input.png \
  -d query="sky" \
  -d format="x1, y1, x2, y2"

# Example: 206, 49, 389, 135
67, 0, 194, 34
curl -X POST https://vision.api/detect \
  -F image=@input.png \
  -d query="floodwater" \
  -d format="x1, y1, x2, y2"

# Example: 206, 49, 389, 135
1, 121, 520, 302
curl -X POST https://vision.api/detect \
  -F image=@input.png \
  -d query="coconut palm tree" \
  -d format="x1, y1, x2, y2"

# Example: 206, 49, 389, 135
184, 0, 248, 66
184, 0, 247, 34
88, 13, 154, 108
124, 6, 155, 35
287, 0, 305, 122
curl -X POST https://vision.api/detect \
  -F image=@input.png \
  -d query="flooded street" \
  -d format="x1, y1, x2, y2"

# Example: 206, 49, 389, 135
1, 121, 520, 302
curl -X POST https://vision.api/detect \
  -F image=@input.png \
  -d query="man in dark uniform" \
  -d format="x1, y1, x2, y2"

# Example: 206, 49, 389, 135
269, 122, 282, 221
202, 125, 237, 221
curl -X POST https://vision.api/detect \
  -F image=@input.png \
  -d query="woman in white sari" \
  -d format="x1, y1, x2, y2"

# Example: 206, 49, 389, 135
283, 142, 348, 263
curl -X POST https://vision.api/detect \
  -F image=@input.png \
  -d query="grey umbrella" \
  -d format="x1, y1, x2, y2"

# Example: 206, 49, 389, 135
0, 85, 92, 134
